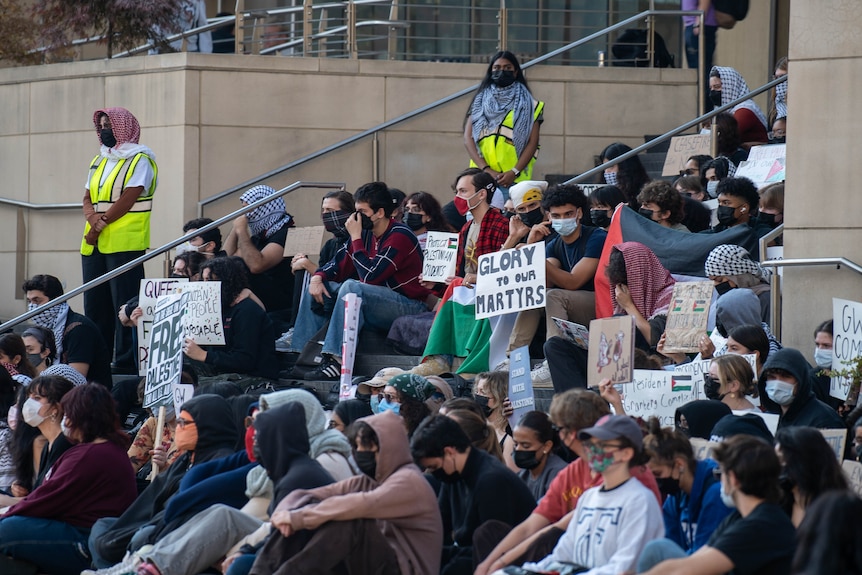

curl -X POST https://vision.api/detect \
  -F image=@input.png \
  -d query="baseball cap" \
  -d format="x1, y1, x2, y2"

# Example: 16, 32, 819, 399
578, 414, 643, 450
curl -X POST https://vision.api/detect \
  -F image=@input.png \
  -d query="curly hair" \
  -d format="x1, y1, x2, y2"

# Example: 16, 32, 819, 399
637, 180, 686, 225
182, 217, 223, 253
716, 177, 760, 215
644, 416, 696, 473
21, 274, 64, 299
201, 256, 250, 311
0, 333, 36, 379
405, 192, 454, 233
549, 388, 610, 432
61, 383, 129, 448
399, 395, 431, 438
542, 184, 588, 213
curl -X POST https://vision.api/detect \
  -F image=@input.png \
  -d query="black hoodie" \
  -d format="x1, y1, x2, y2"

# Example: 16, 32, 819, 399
759, 348, 844, 430
254, 402, 334, 512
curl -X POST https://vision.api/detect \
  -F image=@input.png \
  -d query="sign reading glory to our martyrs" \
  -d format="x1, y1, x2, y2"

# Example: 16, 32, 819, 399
475, 243, 546, 319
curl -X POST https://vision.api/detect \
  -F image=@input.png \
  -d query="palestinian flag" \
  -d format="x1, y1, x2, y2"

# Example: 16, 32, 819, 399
672, 375, 693, 392
447, 238, 458, 249
422, 278, 491, 374
595, 205, 761, 318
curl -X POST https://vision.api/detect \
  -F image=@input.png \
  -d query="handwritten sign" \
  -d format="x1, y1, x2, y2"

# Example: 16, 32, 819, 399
339, 293, 362, 401
618, 369, 697, 427
587, 316, 635, 387
734, 158, 786, 188
475, 243, 546, 320
282, 226, 326, 257
137, 278, 188, 375
820, 428, 848, 461
507, 345, 534, 427
144, 294, 185, 410
747, 143, 786, 162
663, 281, 715, 353
661, 134, 711, 176
672, 355, 758, 391
422, 231, 459, 282
842, 459, 862, 497
176, 282, 225, 345
577, 184, 604, 197
831, 298, 862, 400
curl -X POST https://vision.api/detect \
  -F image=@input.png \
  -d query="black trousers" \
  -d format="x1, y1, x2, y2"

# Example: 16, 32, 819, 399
81, 248, 145, 370
544, 336, 589, 393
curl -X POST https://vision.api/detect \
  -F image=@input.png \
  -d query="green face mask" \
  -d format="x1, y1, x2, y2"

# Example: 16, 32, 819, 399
586, 443, 617, 474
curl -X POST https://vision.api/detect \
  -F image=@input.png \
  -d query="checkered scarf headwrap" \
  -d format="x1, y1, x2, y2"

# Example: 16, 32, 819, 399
704, 244, 770, 280
712, 66, 769, 131
609, 242, 676, 319
240, 185, 293, 238
94, 107, 140, 146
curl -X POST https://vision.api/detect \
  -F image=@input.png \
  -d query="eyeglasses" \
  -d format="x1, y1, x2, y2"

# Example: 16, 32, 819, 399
176, 418, 197, 429
383, 392, 399, 403
767, 130, 786, 139
591, 441, 623, 451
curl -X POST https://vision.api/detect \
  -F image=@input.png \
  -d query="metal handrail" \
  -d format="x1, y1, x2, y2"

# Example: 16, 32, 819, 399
112, 15, 236, 58
0, 181, 344, 333
759, 223, 784, 262
199, 8, 703, 213
562, 74, 788, 186
0, 198, 80, 210
260, 20, 409, 56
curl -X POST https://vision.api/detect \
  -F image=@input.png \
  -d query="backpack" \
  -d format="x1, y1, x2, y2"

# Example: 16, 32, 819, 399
611, 29, 674, 68
712, 0, 750, 29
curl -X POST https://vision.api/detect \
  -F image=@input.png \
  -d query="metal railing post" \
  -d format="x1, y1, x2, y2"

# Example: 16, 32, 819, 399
303, 0, 313, 56
387, 0, 399, 60
647, 0, 655, 68
698, 11, 705, 117
372, 132, 379, 181
498, 0, 507, 52
235, 0, 245, 54
347, 0, 357, 58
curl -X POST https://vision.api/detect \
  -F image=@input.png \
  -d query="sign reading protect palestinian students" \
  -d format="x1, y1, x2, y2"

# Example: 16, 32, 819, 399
475, 243, 546, 320
422, 232, 459, 283
831, 298, 862, 401
144, 294, 185, 410
507, 345, 534, 427
661, 134, 711, 176
175, 282, 225, 346
662, 281, 715, 353
587, 316, 635, 387
619, 369, 698, 427
137, 278, 188, 376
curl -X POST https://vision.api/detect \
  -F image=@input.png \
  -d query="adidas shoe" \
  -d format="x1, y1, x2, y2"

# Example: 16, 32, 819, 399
303, 356, 342, 381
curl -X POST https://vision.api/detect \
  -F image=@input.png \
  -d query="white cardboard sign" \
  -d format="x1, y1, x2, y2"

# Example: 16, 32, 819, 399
422, 232, 460, 283
475, 243, 546, 320
176, 282, 225, 345
137, 278, 188, 376
831, 298, 862, 400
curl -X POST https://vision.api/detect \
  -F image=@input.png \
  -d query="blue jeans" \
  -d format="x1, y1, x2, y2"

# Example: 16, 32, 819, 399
226, 553, 257, 575
0, 516, 92, 575
322, 280, 427, 357
287, 281, 342, 354
637, 538, 688, 573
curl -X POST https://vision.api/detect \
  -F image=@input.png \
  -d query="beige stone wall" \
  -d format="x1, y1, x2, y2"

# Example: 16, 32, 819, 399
0, 54, 696, 322
778, 2, 862, 357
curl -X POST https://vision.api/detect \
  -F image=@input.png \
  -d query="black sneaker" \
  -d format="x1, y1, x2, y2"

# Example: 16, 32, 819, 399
303, 356, 342, 381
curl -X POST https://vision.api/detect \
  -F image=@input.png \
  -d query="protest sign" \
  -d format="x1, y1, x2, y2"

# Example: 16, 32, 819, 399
137, 278, 188, 375
831, 298, 862, 400
507, 345, 534, 427
587, 316, 635, 387
619, 369, 698, 427
663, 281, 715, 353
144, 293, 185, 410
733, 158, 785, 188
552, 317, 589, 350
282, 226, 326, 257
176, 282, 225, 345
820, 428, 848, 461
339, 293, 362, 401
422, 232, 459, 283
672, 354, 757, 393
661, 134, 711, 176
577, 184, 604, 197
842, 460, 862, 497
475, 243, 546, 320
747, 143, 786, 162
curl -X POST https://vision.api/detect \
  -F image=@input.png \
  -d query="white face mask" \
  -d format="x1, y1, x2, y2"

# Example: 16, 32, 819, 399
706, 180, 719, 197
720, 482, 736, 508
7, 405, 18, 431
814, 348, 833, 369
765, 379, 795, 406
22, 398, 46, 428
60, 417, 71, 438
175, 241, 200, 256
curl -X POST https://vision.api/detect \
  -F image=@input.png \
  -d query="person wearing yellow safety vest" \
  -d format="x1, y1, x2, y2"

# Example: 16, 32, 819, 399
81, 107, 158, 375
464, 50, 544, 207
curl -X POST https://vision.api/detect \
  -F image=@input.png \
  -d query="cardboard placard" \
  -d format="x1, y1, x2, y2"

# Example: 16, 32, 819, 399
475, 243, 546, 320
663, 281, 715, 353
587, 316, 635, 387
672, 355, 758, 393
339, 293, 362, 401
618, 369, 697, 427
831, 298, 862, 401
842, 459, 862, 497
747, 143, 786, 162
820, 428, 848, 461
661, 134, 711, 176
577, 184, 604, 197
282, 226, 326, 257
507, 345, 534, 427
175, 282, 225, 345
136, 278, 188, 376
144, 294, 185, 410
422, 231, 459, 283
733, 158, 786, 188
552, 317, 589, 350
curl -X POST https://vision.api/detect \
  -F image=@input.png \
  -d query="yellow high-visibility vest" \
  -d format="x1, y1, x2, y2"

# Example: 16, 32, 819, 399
80, 153, 157, 255
470, 100, 544, 182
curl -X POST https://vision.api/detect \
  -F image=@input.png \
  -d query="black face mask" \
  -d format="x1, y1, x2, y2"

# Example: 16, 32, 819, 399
322, 210, 352, 238
590, 209, 612, 228
514, 449, 542, 470
656, 476, 681, 499
758, 212, 777, 228
100, 128, 117, 148
768, 136, 786, 145
714, 281, 734, 298
519, 207, 544, 227
359, 212, 375, 230
501, 210, 516, 220
638, 208, 657, 221
491, 70, 517, 88
716, 205, 738, 227
404, 212, 426, 231
432, 467, 461, 484
703, 375, 723, 401
473, 395, 494, 419
778, 471, 795, 493
354, 451, 377, 478
714, 318, 729, 338
709, 90, 723, 107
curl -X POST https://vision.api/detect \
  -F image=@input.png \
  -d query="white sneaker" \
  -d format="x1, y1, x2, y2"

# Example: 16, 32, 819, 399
275, 328, 294, 352
493, 358, 510, 372
81, 553, 141, 575
531, 360, 553, 388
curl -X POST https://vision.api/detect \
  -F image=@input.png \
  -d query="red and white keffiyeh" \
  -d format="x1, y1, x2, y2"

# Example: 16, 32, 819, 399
609, 241, 676, 319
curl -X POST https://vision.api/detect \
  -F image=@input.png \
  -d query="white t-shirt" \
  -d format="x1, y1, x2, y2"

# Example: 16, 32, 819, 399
85, 155, 155, 198
523, 476, 664, 575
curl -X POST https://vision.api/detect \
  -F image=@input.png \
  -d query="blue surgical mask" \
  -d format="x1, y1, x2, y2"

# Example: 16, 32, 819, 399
765, 379, 795, 406
604, 171, 618, 186
814, 348, 833, 369
551, 217, 579, 236
706, 180, 719, 197
370, 394, 381, 414
377, 398, 401, 415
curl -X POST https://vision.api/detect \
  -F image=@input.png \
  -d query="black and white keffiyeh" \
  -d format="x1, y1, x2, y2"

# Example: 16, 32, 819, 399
470, 81, 536, 159
774, 80, 788, 120
240, 185, 293, 238
28, 301, 69, 359
704, 244, 770, 280
713, 66, 769, 130
42, 363, 88, 387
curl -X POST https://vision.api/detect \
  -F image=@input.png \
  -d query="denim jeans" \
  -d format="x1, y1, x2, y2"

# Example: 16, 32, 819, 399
322, 280, 427, 357
287, 281, 342, 354
0, 516, 92, 575
636, 538, 688, 573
